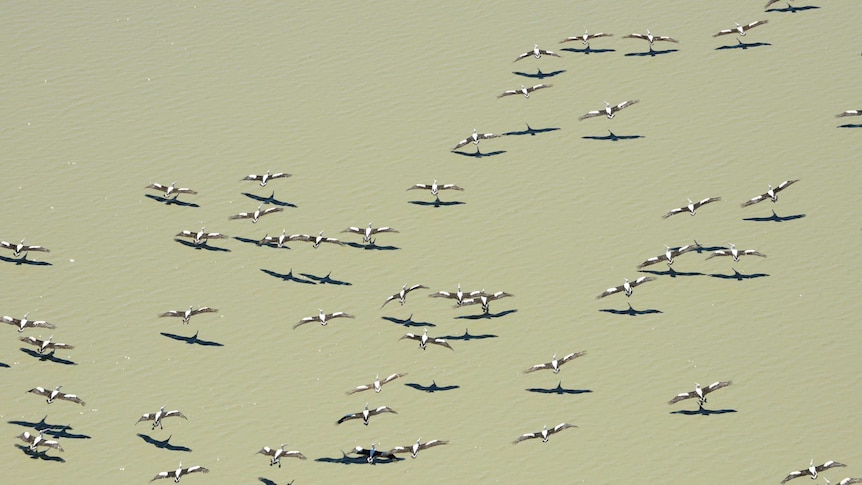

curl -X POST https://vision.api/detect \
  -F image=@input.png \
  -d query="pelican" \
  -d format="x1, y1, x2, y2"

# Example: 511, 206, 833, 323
623, 29, 679, 48
256, 444, 306, 467
27, 385, 85, 406
560, 30, 613, 48
258, 228, 290, 248
453, 129, 500, 151
498, 83, 553, 99
429, 283, 482, 307
513, 423, 577, 444
0, 239, 50, 258
2, 312, 56, 332
346, 372, 407, 394
342, 223, 399, 244
514, 44, 561, 62
17, 431, 63, 453
637, 243, 698, 268
399, 328, 454, 351
662, 197, 722, 218
596, 276, 656, 299
145, 182, 197, 199
407, 180, 464, 198
705, 243, 766, 262
136, 405, 188, 430
288, 231, 344, 248
336, 403, 397, 426
836, 110, 862, 118
825, 479, 862, 485
150, 462, 209, 483
293, 309, 354, 329
382, 283, 429, 308
460, 290, 514, 314
668, 381, 732, 409
781, 460, 847, 483
351, 443, 397, 463
391, 438, 449, 458
159, 306, 218, 324
19, 335, 74, 354
242, 170, 291, 187
175, 227, 227, 245
741, 179, 799, 207
578, 100, 639, 120
524, 351, 586, 374
229, 204, 283, 223
714, 20, 768, 37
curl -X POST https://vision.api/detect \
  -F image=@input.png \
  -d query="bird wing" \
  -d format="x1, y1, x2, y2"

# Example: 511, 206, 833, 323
337, 412, 360, 424
159, 310, 182, 318
655, 35, 678, 43
381, 294, 398, 308
560, 351, 586, 364
623, 33, 647, 40
28, 386, 50, 397
149, 471, 171, 482
186, 466, 209, 475
175, 230, 195, 238
702, 381, 732, 395
713, 28, 735, 37
328, 312, 354, 319
257, 446, 276, 457
19, 336, 41, 346
262, 207, 284, 216
373, 226, 398, 234
229, 212, 252, 219
775, 179, 799, 192
24, 244, 49, 252
282, 450, 306, 460
407, 284, 429, 293
596, 285, 623, 299
589, 32, 613, 39
342, 227, 362, 234
836, 110, 861, 118
204, 232, 227, 239
539, 49, 560, 57
175, 187, 197, 194
42, 439, 64, 451
431, 338, 454, 351
578, 110, 604, 121
60, 392, 86, 406
406, 183, 429, 191
346, 384, 372, 395
429, 290, 453, 299
242, 174, 264, 181
675, 244, 696, 256
745, 20, 768, 30
440, 183, 464, 191
765, 0, 781, 7
145, 183, 167, 192
50, 342, 74, 350
381, 372, 407, 385
524, 362, 552, 373
637, 255, 666, 268
742, 249, 767, 258
497, 89, 519, 98
631, 276, 655, 287
615, 99, 639, 111
513, 432, 538, 444
452, 137, 471, 150
0, 241, 13, 250
293, 317, 317, 329
389, 445, 410, 454
741, 193, 768, 207
191, 307, 218, 316
550, 423, 576, 434
399, 333, 420, 342
136, 413, 156, 424
288, 234, 312, 242
662, 207, 686, 219
530, 83, 552, 92
513, 51, 531, 62
668, 390, 697, 405
489, 291, 513, 300
705, 250, 728, 260
559, 36, 580, 43
164, 410, 188, 420
420, 439, 449, 450
269, 172, 291, 179
370, 406, 397, 416
695, 196, 721, 208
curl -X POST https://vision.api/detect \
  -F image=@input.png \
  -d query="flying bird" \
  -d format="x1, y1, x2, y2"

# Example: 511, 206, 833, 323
825, 479, 862, 485
256, 444, 306, 467
27, 385, 85, 406
705, 243, 766, 262
19, 335, 74, 354
560, 30, 613, 48
346, 372, 407, 394
159, 306, 218, 324
351, 443, 397, 463
513, 423, 577, 444
399, 328, 454, 351
460, 290, 514, 314
175, 227, 227, 246
714, 20, 768, 37
287, 231, 344, 248
17, 431, 63, 453
2, 312, 56, 332
836, 110, 862, 118
136, 405, 188, 430
342, 223, 399, 244
0, 239, 50, 258
781, 460, 847, 483
336, 403, 397, 426
390, 438, 449, 458
382, 283, 429, 308
637, 243, 698, 268
662, 197, 722, 218
578, 100, 639, 120
668, 381, 732, 409
624, 29, 679, 48
524, 351, 586, 374
453, 129, 500, 151
229, 204, 283, 223
514, 44, 561, 62
498, 84, 552, 99
145, 182, 197, 199
741, 179, 799, 207
407, 179, 464, 197
596, 276, 655, 299
293, 309, 354, 329
242, 170, 291, 187
429, 283, 483, 307
150, 462, 209, 483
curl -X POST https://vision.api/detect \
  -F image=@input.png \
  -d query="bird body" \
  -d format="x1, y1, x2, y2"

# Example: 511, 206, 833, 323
382, 283, 429, 308
781, 460, 847, 483
596, 277, 655, 299
399, 328, 454, 351
19, 335, 73, 354
714, 20, 768, 37
159, 306, 218, 324
578, 100, 639, 120
668, 381, 732, 409
705, 243, 766, 262
294, 309, 354, 329
230, 204, 283, 223
662, 197, 721, 218
175, 227, 227, 245
28, 385, 85, 405
150, 462, 209, 482
347, 372, 407, 394
514, 44, 561, 62
498, 83, 552, 99
391, 438, 449, 458
337, 403, 397, 426
741, 180, 799, 207
257, 444, 306, 467
0, 239, 50, 258
242, 170, 291, 187
137, 405, 188, 430
524, 351, 586, 374
2, 312, 56, 332
513, 423, 577, 444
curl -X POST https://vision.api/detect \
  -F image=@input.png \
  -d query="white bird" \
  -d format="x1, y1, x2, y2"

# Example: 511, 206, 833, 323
407, 179, 464, 197
382, 283, 429, 308
242, 170, 291, 187
514, 44, 561, 62
741, 179, 799, 207
288, 231, 344, 248
524, 351, 587, 374
336, 402, 398, 425
596, 276, 656, 299
2, 312, 56, 332
825, 478, 862, 485
256, 444, 306, 467
705, 243, 766, 262
229, 204, 283, 223
498, 83, 553, 99
351, 443, 397, 463
136, 405, 188, 430
399, 328, 454, 351
453, 129, 500, 151
150, 462, 209, 483
662, 197, 722, 218
560, 30, 613, 47
346, 372, 407, 394
623, 29, 679, 47
175, 227, 227, 246
145, 182, 197, 199
0, 239, 50, 258
17, 431, 63, 453
342, 223, 399, 244
836, 110, 862, 118
714, 20, 768, 37
460, 290, 514, 314
513, 423, 577, 444
429, 283, 483, 307
578, 100, 639, 120
781, 460, 847, 483
293, 309, 354, 330
19, 335, 74, 354
668, 381, 733, 409
390, 438, 449, 458
637, 243, 698, 268
27, 385, 85, 406
258, 228, 290, 248
159, 306, 218, 324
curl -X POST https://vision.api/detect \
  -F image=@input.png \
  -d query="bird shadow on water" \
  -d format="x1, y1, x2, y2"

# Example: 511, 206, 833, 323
438, 328, 498, 341
408, 198, 466, 208
767, 4, 819, 13
0, 361, 9, 368
9, 416, 76, 435
502, 124, 560, 137
0, 254, 52, 266
344, 241, 400, 251
15, 445, 65, 462
451, 149, 506, 158
160, 331, 224, 347
640, 267, 705, 279
241, 191, 297, 208
598, 304, 662, 316
404, 380, 460, 393
708, 269, 769, 281
234, 236, 282, 248
743, 210, 806, 222
526, 381, 593, 395
19, 348, 77, 365
144, 194, 200, 208
259, 478, 294, 485
299, 271, 352, 286
455, 309, 517, 320
582, 130, 643, 141
837, 123, 862, 129
136, 433, 192, 452
260, 268, 316, 285
512, 68, 566, 79
315, 452, 401, 466
715, 40, 771, 51
670, 407, 737, 416
624, 47, 679, 57
560, 46, 615, 55
174, 239, 230, 252
381, 314, 435, 328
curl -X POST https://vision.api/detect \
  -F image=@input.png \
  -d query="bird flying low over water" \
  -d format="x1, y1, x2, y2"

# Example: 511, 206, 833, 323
175, 227, 227, 246
705, 243, 766, 262
637, 243, 698, 268
391, 438, 449, 458
27, 385, 85, 406
662, 197, 722, 218
336, 403, 397, 426
342, 223, 399, 244
146, 182, 197, 199
524, 351, 586, 374
668, 381, 732, 409
407, 179, 464, 199
453, 129, 500, 151
159, 306, 218, 324
836, 110, 862, 118
781, 460, 847, 483
351, 443, 397, 463
287, 231, 344, 248
0, 239, 50, 258
136, 405, 188, 430
560, 30, 613, 47
294, 309, 354, 329
346, 372, 407, 394
514, 44, 561, 62
498, 84, 552, 99
825, 478, 862, 485
741, 179, 799, 207
714, 20, 768, 37
2, 312, 56, 332
17, 431, 63, 453
19, 335, 74, 354
382, 283, 429, 308
229, 204, 283, 223
624, 29, 678, 47
150, 462, 209, 483
513, 423, 577, 444
596, 277, 655, 299
429, 283, 483, 307
578, 100, 639, 120
460, 290, 514, 314
399, 328, 454, 351
256, 444, 307, 467
242, 170, 291, 187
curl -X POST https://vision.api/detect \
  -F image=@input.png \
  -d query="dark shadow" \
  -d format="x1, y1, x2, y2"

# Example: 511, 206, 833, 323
299, 271, 352, 286
455, 309, 517, 320
42, 426, 90, 440
15, 444, 65, 462
512, 68, 567, 79
234, 236, 282, 248
450, 149, 507, 158
404, 380, 460, 393
438, 328, 498, 340
743, 210, 806, 222
258, 478, 294, 485
715, 39, 771, 50
766, 4, 819, 13
837, 123, 862, 129
0, 253, 52, 266
670, 408, 738, 416
559, 46, 615, 55
144, 194, 199, 208
315, 451, 401, 466
502, 124, 561, 137
241, 191, 297, 208
640, 266, 705, 279
625, 47, 679, 57
526, 381, 593, 395
691, 241, 727, 254
174, 238, 230, 252
160, 331, 224, 347
8, 416, 70, 433
19, 348, 77, 365
708, 269, 769, 281
260, 268, 316, 285
344, 241, 400, 251
0, 361, 8, 368
381, 314, 435, 328
598, 304, 662, 316
582, 130, 644, 141
408, 198, 466, 208
136, 433, 192, 452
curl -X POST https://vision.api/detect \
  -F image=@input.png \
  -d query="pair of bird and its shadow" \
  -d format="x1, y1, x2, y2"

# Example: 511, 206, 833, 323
136, 433, 192, 452
260, 268, 351, 286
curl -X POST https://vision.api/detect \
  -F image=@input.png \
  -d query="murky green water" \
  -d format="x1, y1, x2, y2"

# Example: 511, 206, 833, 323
2, 1, 860, 483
